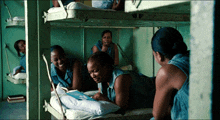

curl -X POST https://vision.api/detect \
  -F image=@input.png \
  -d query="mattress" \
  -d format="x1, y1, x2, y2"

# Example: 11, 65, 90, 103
49, 88, 153, 120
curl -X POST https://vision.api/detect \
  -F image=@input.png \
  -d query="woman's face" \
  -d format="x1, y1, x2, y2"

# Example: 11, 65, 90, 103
18, 41, 26, 54
51, 49, 67, 71
87, 60, 109, 83
102, 32, 112, 46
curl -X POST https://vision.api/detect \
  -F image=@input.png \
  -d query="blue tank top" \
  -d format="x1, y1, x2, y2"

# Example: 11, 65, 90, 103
20, 55, 26, 73
92, 0, 114, 9
168, 53, 189, 119
91, 40, 115, 60
98, 68, 155, 109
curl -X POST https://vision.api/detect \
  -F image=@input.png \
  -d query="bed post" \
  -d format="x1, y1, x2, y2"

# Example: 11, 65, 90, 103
25, 0, 39, 119
37, 0, 51, 119
25, 0, 51, 119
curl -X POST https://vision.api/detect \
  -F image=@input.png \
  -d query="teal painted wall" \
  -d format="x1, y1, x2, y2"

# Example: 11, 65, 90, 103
0, 1, 2, 102
133, 27, 154, 77
51, 27, 133, 66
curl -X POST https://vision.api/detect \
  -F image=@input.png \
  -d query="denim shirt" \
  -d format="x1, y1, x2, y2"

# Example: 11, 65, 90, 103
92, 0, 115, 9
91, 40, 115, 60
51, 58, 75, 88
151, 53, 189, 120
168, 53, 189, 120
20, 55, 26, 73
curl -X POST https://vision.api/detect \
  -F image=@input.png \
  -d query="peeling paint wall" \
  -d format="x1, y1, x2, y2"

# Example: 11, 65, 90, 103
189, 1, 214, 119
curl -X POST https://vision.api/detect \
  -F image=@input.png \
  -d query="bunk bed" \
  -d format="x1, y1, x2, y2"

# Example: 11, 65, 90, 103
3, 0, 191, 119
42, 0, 190, 28
40, 0, 191, 119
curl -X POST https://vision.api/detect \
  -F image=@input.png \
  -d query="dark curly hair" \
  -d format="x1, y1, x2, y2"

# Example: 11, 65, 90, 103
50, 45, 65, 54
101, 30, 112, 38
88, 51, 114, 68
14, 39, 25, 57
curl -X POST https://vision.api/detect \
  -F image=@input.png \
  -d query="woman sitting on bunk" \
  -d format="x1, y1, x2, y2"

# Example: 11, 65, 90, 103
92, 0, 125, 11
51, 45, 97, 91
151, 27, 189, 120
91, 30, 119, 66
13, 39, 26, 75
52, 0, 81, 7
87, 51, 155, 112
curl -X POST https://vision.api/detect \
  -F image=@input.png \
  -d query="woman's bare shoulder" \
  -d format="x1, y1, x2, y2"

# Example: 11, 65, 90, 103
157, 64, 186, 89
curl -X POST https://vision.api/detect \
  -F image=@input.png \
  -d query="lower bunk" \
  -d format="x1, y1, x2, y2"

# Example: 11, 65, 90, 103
44, 89, 153, 120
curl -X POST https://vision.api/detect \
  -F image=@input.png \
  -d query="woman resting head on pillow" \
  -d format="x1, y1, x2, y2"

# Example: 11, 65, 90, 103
50, 45, 97, 91
151, 27, 189, 120
87, 51, 155, 111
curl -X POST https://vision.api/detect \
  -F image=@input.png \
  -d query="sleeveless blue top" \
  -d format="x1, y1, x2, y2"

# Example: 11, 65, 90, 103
20, 55, 26, 73
98, 68, 155, 109
51, 58, 76, 88
91, 40, 115, 60
168, 53, 189, 120
150, 53, 189, 120
92, 0, 114, 9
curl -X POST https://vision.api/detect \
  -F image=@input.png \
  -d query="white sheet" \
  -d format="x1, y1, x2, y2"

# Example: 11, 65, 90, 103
50, 85, 121, 119
48, 2, 115, 13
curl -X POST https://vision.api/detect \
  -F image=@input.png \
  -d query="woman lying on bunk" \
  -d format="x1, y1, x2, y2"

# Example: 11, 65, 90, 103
87, 51, 155, 112
13, 39, 26, 75
151, 27, 189, 120
50, 45, 97, 91
91, 30, 119, 66
92, 0, 125, 11
52, 0, 81, 7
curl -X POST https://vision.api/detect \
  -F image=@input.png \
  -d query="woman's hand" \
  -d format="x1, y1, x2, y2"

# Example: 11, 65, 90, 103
112, 0, 124, 11
101, 45, 109, 52
14, 66, 24, 75
92, 92, 109, 101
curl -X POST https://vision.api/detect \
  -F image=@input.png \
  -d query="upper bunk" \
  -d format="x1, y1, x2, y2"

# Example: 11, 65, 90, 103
6, 0, 191, 28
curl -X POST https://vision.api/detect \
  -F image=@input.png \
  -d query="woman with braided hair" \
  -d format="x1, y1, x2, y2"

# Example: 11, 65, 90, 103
151, 27, 189, 120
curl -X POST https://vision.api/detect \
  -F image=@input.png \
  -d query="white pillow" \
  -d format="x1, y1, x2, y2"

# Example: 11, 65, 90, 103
51, 85, 120, 116
60, 96, 120, 115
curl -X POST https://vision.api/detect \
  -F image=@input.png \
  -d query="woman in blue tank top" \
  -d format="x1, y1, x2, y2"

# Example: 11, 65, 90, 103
151, 27, 189, 120
87, 51, 155, 112
51, 45, 97, 91
91, 30, 119, 66
52, 0, 80, 7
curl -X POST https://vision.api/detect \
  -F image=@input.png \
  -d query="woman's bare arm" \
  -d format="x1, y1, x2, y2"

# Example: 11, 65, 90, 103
112, 0, 125, 10
114, 74, 132, 109
152, 65, 185, 120
114, 44, 119, 66
71, 59, 83, 91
